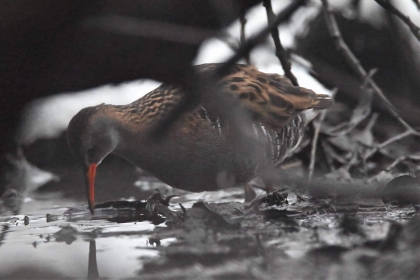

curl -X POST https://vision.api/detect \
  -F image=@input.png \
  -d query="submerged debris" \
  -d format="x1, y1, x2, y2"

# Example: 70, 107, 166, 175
54, 225, 78, 245
23, 215, 29, 226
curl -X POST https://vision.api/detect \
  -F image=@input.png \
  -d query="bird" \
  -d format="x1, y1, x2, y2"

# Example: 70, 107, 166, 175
67, 63, 333, 214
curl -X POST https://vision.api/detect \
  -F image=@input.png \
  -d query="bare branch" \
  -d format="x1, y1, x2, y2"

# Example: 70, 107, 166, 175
239, 14, 251, 65
385, 156, 406, 172
309, 87, 337, 179
262, 0, 299, 86
375, 0, 420, 42
413, 0, 420, 10
378, 129, 413, 149
364, 129, 419, 159
364, 112, 379, 133
323, 69, 376, 137
217, 0, 308, 77
309, 110, 327, 180
361, 68, 378, 88
321, 0, 416, 133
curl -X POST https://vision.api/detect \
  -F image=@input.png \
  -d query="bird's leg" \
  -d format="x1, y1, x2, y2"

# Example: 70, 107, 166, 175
260, 169, 284, 195
261, 177, 275, 194
244, 184, 257, 203
265, 182, 275, 194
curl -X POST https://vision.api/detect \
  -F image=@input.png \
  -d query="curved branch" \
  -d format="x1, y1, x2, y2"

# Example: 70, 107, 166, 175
375, 0, 420, 42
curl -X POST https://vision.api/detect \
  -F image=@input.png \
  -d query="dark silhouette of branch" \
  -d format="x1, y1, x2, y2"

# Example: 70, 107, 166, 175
262, 0, 299, 86
239, 14, 251, 64
84, 15, 217, 45
309, 88, 337, 180
413, 0, 420, 10
172, 1, 306, 138
375, 0, 420, 42
217, 0, 308, 77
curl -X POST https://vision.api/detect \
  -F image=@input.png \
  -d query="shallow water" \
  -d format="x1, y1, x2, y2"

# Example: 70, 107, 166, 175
0, 183, 242, 278
0, 198, 157, 278
0, 180, 417, 279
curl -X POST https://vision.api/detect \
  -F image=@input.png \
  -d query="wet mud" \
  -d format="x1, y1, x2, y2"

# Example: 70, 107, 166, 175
0, 175, 419, 279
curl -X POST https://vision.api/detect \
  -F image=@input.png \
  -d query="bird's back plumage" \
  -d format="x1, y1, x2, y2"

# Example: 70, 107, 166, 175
196, 64, 332, 131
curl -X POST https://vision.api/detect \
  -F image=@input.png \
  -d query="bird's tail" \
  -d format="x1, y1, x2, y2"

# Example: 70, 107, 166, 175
301, 94, 334, 126
311, 94, 334, 109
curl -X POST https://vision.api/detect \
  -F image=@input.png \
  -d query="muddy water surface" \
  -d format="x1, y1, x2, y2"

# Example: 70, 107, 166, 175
0, 180, 417, 279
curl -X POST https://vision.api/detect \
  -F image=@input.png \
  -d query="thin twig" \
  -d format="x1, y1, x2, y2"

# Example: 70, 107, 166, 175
322, 140, 337, 171
364, 129, 414, 159
360, 113, 379, 173
378, 129, 413, 149
321, 0, 417, 133
322, 140, 347, 164
361, 68, 378, 88
385, 156, 406, 172
239, 13, 251, 65
309, 110, 327, 180
364, 112, 379, 134
323, 69, 376, 137
217, 0, 307, 77
413, 0, 420, 10
375, 0, 420, 42
262, 0, 299, 86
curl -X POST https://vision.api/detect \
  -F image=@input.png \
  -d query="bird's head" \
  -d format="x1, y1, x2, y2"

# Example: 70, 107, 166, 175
67, 105, 119, 215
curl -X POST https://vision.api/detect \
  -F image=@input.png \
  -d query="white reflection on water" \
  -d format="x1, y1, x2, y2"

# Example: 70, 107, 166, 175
0, 196, 166, 279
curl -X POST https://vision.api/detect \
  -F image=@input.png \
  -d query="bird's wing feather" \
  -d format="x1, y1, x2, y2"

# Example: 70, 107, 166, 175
196, 64, 333, 131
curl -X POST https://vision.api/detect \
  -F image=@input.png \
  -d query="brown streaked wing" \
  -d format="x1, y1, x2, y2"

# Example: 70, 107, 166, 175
197, 64, 333, 131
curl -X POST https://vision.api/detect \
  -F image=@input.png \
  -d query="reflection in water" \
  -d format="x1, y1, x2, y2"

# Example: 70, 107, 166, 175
88, 240, 99, 279
0, 195, 162, 279
24, 215, 29, 226
54, 225, 77, 244
0, 225, 9, 247
0, 187, 417, 279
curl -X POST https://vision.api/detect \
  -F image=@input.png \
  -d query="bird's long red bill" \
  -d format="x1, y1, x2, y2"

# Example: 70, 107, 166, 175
86, 163, 97, 215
